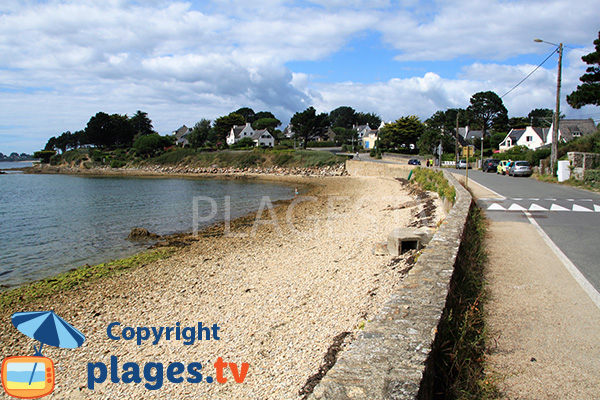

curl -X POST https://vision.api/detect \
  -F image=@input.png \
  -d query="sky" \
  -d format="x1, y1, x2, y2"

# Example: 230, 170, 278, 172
1, 0, 599, 154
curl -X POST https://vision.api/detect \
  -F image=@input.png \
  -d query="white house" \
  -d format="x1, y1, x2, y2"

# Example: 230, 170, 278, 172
226, 123, 274, 147
499, 119, 596, 152
226, 123, 255, 146
251, 129, 275, 147
353, 123, 373, 139
499, 127, 549, 152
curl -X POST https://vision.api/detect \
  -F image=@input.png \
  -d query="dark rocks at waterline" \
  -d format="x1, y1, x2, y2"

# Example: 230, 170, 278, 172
127, 227, 161, 241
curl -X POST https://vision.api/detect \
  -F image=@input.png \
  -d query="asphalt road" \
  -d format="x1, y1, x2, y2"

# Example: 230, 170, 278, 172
453, 168, 600, 294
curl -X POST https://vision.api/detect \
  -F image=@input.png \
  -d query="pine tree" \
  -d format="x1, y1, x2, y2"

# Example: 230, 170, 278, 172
567, 31, 600, 109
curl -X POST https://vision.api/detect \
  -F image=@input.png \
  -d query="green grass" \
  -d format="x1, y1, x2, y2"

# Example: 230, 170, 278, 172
432, 205, 501, 399
139, 148, 345, 169
411, 167, 457, 203
0, 248, 176, 312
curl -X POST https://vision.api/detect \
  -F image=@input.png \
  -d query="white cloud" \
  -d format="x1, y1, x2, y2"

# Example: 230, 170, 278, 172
0, 0, 598, 153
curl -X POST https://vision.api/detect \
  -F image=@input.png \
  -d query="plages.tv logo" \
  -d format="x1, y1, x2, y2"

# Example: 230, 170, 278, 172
1, 311, 85, 399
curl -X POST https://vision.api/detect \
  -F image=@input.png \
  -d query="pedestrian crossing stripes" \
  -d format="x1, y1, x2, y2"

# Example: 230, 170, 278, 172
481, 201, 600, 212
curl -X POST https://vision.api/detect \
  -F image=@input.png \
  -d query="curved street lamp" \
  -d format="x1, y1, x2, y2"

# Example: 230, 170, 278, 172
534, 38, 563, 175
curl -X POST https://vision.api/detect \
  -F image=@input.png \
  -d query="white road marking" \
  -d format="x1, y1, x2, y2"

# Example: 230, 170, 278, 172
572, 204, 594, 212
529, 203, 548, 211
508, 203, 526, 211
524, 212, 600, 310
550, 204, 570, 211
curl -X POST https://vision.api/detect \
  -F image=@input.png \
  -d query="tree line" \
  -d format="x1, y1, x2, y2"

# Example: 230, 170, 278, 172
38, 30, 599, 160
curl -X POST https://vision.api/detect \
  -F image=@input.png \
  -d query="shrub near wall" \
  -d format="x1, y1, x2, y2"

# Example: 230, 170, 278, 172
584, 170, 600, 188
412, 167, 457, 204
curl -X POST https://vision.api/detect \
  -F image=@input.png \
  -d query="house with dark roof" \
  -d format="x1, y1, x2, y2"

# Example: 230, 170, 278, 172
547, 119, 597, 143
251, 129, 275, 147
172, 125, 192, 147
499, 119, 596, 152
499, 127, 550, 152
226, 123, 274, 147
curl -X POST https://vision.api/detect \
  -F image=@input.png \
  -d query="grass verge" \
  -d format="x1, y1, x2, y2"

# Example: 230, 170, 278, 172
431, 204, 501, 399
0, 248, 177, 313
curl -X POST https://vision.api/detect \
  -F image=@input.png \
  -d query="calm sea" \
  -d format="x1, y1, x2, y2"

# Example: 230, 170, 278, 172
0, 169, 294, 289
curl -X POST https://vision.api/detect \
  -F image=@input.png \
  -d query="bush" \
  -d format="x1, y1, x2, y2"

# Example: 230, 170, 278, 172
110, 160, 127, 169
230, 137, 256, 149
33, 150, 56, 164
411, 167, 456, 204
584, 169, 600, 186
91, 149, 106, 163
133, 133, 173, 157
306, 141, 335, 148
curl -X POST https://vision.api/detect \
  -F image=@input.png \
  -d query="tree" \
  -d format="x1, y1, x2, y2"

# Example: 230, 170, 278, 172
425, 109, 468, 154
528, 108, 554, 127
356, 112, 382, 128
567, 31, 600, 109
85, 112, 135, 148
378, 115, 424, 153
252, 117, 281, 133
33, 150, 56, 163
235, 107, 256, 123
328, 106, 357, 129
466, 91, 508, 137
130, 110, 155, 137
332, 127, 357, 145
508, 117, 529, 130
255, 111, 276, 120
133, 133, 172, 157
187, 119, 212, 148
213, 113, 245, 144
290, 107, 330, 149
490, 132, 507, 150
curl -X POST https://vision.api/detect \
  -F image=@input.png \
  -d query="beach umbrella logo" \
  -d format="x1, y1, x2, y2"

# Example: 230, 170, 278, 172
1, 311, 85, 399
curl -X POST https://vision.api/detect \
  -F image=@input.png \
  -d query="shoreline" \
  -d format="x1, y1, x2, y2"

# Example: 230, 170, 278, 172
0, 176, 315, 295
0, 174, 442, 399
25, 162, 347, 179
2, 166, 322, 292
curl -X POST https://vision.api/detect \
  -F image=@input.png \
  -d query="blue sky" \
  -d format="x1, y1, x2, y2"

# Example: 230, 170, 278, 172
1, 0, 599, 154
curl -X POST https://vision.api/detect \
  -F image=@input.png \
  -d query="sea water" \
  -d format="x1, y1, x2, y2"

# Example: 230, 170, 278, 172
0, 172, 294, 289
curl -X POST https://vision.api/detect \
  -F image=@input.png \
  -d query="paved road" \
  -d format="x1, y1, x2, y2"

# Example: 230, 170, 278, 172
453, 168, 600, 295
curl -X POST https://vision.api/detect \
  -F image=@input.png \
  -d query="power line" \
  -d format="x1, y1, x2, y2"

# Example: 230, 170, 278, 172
501, 48, 558, 99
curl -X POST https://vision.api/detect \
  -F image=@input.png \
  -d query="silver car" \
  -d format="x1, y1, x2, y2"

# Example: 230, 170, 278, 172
508, 160, 532, 177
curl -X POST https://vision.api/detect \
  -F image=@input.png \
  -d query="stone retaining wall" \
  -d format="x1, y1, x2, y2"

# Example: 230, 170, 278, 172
568, 151, 600, 180
310, 169, 472, 400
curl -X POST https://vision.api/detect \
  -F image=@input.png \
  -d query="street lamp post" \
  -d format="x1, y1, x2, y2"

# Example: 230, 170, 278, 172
534, 38, 563, 176
480, 136, 483, 169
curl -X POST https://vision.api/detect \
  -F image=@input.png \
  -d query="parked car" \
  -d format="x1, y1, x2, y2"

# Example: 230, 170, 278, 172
482, 158, 500, 173
497, 160, 509, 175
408, 159, 421, 165
508, 160, 532, 177
456, 159, 471, 169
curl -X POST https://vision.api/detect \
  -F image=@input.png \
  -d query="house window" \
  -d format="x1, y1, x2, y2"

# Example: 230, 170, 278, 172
506, 139, 511, 146
573, 132, 582, 137
526, 136, 533, 142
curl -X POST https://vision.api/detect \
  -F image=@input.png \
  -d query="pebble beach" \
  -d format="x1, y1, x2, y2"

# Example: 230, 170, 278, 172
0, 173, 442, 399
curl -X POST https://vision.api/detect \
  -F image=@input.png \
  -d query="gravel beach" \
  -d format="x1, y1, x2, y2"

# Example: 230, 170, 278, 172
1, 174, 442, 399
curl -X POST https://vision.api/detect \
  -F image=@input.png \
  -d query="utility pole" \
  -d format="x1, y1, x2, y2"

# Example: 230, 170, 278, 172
550, 43, 563, 176
455, 112, 459, 165
535, 39, 563, 176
